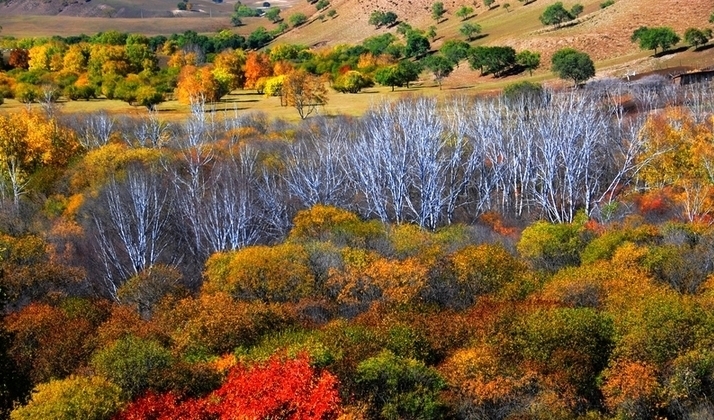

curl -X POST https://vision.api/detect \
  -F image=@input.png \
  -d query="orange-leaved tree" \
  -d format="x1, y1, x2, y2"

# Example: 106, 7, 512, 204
0, 109, 81, 207
175, 65, 225, 104
243, 51, 273, 90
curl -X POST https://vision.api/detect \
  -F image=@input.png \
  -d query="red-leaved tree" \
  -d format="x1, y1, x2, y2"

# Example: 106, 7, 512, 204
114, 354, 341, 420
211, 354, 341, 419
114, 391, 213, 420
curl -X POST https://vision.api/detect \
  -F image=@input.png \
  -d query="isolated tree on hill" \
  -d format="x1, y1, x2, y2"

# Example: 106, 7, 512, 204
289, 12, 307, 27
424, 54, 454, 89
265, 7, 281, 22
684, 27, 712, 50
551, 48, 595, 86
455, 5, 474, 20
516, 49, 541, 75
369, 10, 398, 28
631, 26, 680, 55
432, 2, 446, 23
460, 22, 482, 41
483, 0, 495, 10
540, 2, 579, 27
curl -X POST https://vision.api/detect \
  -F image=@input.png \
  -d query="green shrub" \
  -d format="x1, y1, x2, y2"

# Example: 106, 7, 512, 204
517, 216, 589, 272
600, 0, 614, 8
289, 12, 308, 27
235, 328, 336, 368
355, 350, 446, 419
91, 335, 172, 398
516, 307, 614, 397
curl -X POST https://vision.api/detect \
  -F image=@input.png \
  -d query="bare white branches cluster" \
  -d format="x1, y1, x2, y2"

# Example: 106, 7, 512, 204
79, 80, 714, 297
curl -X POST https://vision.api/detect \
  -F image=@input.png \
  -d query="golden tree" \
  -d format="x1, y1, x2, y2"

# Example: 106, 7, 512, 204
175, 65, 225, 104
638, 109, 714, 222
282, 70, 328, 119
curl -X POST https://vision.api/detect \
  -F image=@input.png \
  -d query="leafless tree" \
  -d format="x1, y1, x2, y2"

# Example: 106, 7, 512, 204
90, 166, 174, 300
123, 110, 173, 148
72, 111, 116, 150
284, 117, 352, 208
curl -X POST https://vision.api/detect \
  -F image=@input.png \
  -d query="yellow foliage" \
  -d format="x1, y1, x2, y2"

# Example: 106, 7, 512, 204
388, 224, 443, 262
365, 256, 429, 305
263, 75, 286, 98
156, 291, 294, 355
326, 248, 429, 306
288, 205, 385, 247
62, 44, 90, 73
638, 108, 714, 221
203, 243, 314, 302
451, 243, 524, 297
0, 110, 81, 192
357, 53, 395, 71
10, 375, 125, 420
441, 345, 501, 385
69, 143, 163, 194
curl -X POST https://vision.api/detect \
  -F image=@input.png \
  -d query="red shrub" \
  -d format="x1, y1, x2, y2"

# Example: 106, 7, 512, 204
211, 354, 342, 420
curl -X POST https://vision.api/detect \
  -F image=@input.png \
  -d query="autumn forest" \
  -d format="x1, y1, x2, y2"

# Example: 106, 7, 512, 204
3, 27, 714, 420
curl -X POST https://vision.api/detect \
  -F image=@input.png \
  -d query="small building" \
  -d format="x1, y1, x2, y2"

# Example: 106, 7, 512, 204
672, 68, 714, 86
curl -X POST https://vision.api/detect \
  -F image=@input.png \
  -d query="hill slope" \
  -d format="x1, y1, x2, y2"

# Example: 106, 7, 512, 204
277, 0, 712, 74
1, 0, 712, 79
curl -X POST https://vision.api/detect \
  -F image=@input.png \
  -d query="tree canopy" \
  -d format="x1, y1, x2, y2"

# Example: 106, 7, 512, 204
631, 26, 681, 55
551, 47, 595, 86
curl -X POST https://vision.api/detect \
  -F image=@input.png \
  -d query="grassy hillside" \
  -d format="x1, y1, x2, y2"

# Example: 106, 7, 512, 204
0, 0, 712, 113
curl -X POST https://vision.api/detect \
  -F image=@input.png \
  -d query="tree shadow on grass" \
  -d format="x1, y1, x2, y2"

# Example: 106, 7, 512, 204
694, 43, 714, 52
654, 46, 689, 58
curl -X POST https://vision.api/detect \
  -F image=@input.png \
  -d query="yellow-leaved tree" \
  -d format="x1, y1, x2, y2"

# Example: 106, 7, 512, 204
212, 49, 246, 93
282, 70, 328, 119
637, 109, 714, 222
0, 110, 81, 208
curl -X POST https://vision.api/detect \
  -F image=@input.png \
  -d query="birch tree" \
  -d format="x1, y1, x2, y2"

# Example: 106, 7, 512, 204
90, 166, 174, 300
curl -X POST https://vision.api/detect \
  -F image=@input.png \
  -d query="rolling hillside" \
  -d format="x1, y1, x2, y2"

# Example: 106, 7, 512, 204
1, 0, 712, 81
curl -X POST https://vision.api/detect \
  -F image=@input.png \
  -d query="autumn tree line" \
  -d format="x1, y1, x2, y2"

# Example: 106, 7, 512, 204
0, 26, 556, 114
2, 72, 714, 418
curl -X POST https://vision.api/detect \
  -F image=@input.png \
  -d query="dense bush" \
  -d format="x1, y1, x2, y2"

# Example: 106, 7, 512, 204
10, 376, 124, 420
